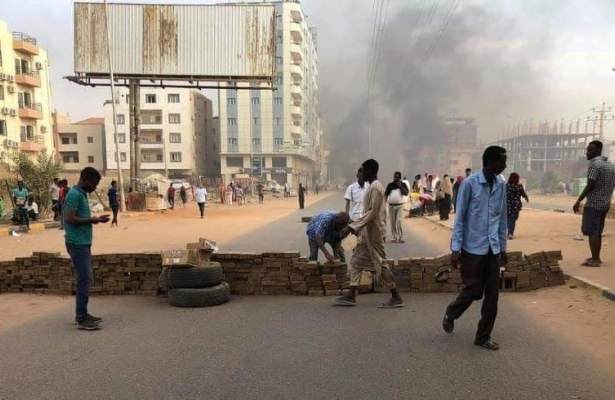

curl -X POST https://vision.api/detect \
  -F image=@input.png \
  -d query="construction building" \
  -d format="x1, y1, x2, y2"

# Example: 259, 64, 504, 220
54, 114, 106, 173
103, 88, 214, 179
0, 19, 54, 164
218, 0, 323, 187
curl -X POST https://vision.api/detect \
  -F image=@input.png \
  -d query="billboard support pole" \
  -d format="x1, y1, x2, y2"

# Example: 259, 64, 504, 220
104, 0, 126, 212
128, 79, 140, 187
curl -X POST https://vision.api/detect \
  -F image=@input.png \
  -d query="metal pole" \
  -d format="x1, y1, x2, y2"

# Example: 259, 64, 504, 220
104, 0, 126, 212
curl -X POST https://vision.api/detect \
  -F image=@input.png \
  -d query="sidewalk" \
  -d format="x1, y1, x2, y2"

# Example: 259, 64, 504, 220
421, 208, 615, 301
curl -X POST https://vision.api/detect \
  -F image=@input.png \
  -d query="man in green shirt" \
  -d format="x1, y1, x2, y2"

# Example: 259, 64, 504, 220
12, 180, 29, 230
64, 167, 109, 330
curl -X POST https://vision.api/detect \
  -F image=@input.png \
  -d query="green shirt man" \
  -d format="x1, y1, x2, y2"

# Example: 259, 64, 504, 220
64, 185, 93, 246
13, 186, 29, 208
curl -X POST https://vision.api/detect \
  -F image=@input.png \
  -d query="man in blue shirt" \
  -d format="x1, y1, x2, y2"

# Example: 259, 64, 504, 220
442, 146, 508, 351
64, 167, 109, 330
306, 211, 350, 262
107, 180, 119, 227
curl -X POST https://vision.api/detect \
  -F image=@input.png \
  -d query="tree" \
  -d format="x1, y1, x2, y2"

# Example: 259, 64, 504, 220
10, 151, 63, 216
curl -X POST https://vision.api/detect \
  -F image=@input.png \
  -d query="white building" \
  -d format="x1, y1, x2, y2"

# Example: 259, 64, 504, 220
103, 88, 213, 179
55, 115, 105, 173
0, 19, 54, 163
218, 0, 323, 187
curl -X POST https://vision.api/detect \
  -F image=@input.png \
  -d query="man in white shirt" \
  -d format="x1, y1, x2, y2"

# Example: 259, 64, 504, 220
385, 172, 409, 243
344, 167, 369, 222
50, 178, 60, 220
195, 184, 208, 218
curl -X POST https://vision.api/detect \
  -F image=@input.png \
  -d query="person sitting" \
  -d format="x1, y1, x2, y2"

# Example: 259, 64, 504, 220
27, 195, 39, 221
306, 211, 350, 262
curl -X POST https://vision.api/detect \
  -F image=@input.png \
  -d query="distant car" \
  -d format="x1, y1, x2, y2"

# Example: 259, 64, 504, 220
263, 180, 282, 193
171, 180, 190, 190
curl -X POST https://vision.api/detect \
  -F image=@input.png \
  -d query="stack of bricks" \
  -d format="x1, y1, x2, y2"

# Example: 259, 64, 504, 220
260, 252, 298, 295
210, 252, 263, 295
296, 259, 324, 296
408, 255, 463, 293
501, 250, 565, 292
320, 262, 347, 296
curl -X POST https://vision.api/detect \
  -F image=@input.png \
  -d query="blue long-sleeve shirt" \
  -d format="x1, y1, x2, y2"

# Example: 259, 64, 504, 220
451, 171, 508, 255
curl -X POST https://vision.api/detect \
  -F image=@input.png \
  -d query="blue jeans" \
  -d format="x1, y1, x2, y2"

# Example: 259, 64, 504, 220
507, 210, 519, 235
66, 244, 92, 321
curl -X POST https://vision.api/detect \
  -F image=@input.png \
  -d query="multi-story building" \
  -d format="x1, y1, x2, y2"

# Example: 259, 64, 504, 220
439, 117, 478, 176
0, 19, 54, 164
103, 88, 213, 179
202, 116, 221, 178
218, 0, 322, 187
54, 114, 105, 173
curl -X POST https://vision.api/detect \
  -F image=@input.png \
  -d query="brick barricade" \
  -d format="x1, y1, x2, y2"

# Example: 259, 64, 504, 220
0, 249, 565, 296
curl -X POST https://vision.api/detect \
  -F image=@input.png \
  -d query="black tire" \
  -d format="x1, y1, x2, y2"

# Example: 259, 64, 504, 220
167, 263, 223, 289
168, 283, 231, 307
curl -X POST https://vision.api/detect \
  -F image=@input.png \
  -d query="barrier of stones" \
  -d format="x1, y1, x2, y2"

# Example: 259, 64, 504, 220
0, 247, 565, 296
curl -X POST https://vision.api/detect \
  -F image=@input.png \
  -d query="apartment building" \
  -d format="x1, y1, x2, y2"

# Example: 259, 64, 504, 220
55, 114, 105, 173
0, 19, 54, 164
218, 0, 323, 187
103, 88, 212, 179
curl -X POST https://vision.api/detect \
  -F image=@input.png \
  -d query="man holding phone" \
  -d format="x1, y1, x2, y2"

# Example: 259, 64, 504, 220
64, 167, 109, 330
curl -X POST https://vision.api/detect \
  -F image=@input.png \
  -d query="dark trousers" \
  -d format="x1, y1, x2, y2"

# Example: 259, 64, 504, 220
67, 244, 92, 322
299, 195, 305, 209
258, 194, 264, 204
52, 199, 59, 220
197, 202, 205, 217
111, 206, 119, 226
439, 194, 452, 220
445, 249, 500, 344
308, 239, 345, 262
507, 210, 519, 235
17, 206, 29, 228
168, 196, 175, 209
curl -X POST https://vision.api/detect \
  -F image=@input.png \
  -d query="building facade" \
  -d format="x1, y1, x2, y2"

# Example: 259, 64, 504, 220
55, 115, 105, 173
0, 20, 54, 164
218, 0, 323, 187
439, 117, 478, 176
103, 88, 213, 179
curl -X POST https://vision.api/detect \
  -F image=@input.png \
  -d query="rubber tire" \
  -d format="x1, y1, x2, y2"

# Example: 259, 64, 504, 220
167, 263, 223, 289
168, 282, 231, 307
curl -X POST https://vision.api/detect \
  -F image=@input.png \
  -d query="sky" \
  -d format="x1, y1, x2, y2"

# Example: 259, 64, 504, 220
2, 0, 615, 151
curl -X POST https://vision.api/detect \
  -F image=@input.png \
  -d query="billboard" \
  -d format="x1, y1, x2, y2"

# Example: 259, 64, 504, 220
74, 2, 276, 81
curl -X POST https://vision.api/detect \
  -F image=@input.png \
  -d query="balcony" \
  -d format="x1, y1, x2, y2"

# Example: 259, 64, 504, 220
15, 71, 40, 88
19, 103, 42, 119
290, 49, 303, 65
140, 110, 163, 125
20, 133, 45, 152
13, 32, 39, 55
139, 130, 163, 148
290, 10, 303, 23
292, 106, 303, 120
291, 85, 302, 101
290, 29, 303, 44
291, 123, 302, 138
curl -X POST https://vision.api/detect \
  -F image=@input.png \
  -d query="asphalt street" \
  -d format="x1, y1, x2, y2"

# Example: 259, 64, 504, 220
219, 192, 441, 260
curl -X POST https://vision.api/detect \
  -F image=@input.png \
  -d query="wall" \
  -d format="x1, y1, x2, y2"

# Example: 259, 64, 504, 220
0, 249, 565, 296
57, 119, 105, 172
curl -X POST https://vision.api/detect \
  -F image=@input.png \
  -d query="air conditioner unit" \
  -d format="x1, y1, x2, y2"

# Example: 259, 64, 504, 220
0, 73, 5, 81
35, 62, 43, 70
1, 107, 8, 115
9, 109, 16, 117
6, 75, 14, 82
40, 126, 47, 133
7, 86, 14, 93
12, 140, 19, 149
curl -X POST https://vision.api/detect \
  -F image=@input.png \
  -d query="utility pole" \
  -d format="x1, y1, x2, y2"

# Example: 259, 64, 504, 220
103, 0, 126, 212
592, 102, 613, 141
128, 79, 140, 187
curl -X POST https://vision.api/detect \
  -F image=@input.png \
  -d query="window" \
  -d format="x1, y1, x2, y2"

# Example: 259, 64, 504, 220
228, 118, 237, 126
145, 94, 156, 104
276, 56, 283, 65
274, 97, 282, 105
60, 134, 77, 145
0, 120, 6, 135
61, 151, 79, 163
116, 114, 125, 125
170, 152, 182, 162
87, 136, 94, 144
116, 133, 126, 143
168, 93, 180, 103
228, 138, 238, 146
253, 117, 258, 126
251, 97, 260, 105
252, 138, 261, 146
0, 86, 4, 101
227, 97, 236, 105
272, 157, 287, 167
274, 138, 284, 146
169, 133, 181, 143
121, 152, 127, 162
275, 117, 281, 126
226, 156, 243, 168
168, 113, 181, 124
88, 156, 94, 163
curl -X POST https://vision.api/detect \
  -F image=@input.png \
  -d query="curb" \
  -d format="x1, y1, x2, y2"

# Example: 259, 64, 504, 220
420, 216, 615, 303
0, 221, 61, 236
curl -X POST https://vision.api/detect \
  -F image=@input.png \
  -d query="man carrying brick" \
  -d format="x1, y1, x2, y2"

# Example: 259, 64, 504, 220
306, 211, 350, 263
334, 159, 403, 308
573, 140, 615, 267
442, 146, 508, 351
64, 167, 109, 330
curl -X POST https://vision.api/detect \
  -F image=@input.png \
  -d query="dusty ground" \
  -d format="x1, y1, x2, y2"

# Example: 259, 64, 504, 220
0, 293, 71, 333
0, 192, 333, 260
407, 217, 615, 374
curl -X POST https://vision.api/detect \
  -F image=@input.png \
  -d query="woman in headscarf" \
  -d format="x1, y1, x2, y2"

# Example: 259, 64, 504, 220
506, 172, 529, 239
439, 174, 453, 220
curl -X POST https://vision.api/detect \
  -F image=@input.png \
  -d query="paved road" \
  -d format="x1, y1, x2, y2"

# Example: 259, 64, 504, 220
219, 193, 441, 259
1, 294, 614, 400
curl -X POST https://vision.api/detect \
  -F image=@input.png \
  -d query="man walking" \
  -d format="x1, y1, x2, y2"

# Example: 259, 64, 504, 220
167, 183, 176, 210
573, 140, 615, 267
50, 178, 60, 220
64, 167, 109, 330
306, 211, 350, 262
334, 159, 403, 308
298, 183, 306, 209
13, 180, 29, 231
257, 182, 264, 204
195, 183, 208, 218
443, 146, 508, 351
344, 167, 369, 222
107, 180, 119, 227
385, 171, 409, 243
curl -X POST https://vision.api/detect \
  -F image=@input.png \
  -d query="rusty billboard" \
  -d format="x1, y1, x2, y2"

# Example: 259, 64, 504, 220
73, 2, 276, 82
